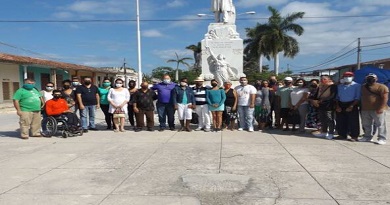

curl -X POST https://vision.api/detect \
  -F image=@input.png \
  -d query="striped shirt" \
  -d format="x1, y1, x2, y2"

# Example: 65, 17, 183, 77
193, 86, 208, 105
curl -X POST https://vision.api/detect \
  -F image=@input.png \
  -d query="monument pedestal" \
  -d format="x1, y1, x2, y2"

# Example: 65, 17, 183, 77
200, 23, 245, 86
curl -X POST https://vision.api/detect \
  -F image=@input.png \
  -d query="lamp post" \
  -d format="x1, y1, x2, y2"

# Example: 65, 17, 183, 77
123, 58, 127, 88
136, 0, 142, 88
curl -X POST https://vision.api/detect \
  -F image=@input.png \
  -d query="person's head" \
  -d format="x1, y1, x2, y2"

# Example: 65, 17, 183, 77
320, 75, 331, 85
83, 77, 92, 85
52, 89, 62, 100
342, 72, 354, 84
217, 54, 225, 60
128, 80, 136, 88
269, 75, 277, 85
211, 79, 219, 88
45, 82, 54, 91
194, 77, 204, 87
23, 78, 36, 90
278, 81, 284, 87
366, 73, 377, 85
309, 79, 319, 88
180, 77, 188, 87
239, 77, 248, 86
162, 74, 171, 84
255, 80, 262, 85
223, 81, 232, 89
62, 80, 72, 90
261, 80, 269, 88
140, 81, 149, 90
72, 77, 80, 86
294, 78, 306, 88
102, 78, 111, 88
114, 78, 124, 88
283, 77, 293, 86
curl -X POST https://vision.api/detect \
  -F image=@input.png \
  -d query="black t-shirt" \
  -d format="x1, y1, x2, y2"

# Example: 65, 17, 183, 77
133, 89, 157, 111
76, 85, 98, 106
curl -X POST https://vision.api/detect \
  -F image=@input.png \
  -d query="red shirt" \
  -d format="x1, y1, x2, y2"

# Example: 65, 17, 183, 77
45, 98, 69, 116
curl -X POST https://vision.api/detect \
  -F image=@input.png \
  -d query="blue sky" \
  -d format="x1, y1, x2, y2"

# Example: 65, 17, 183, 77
1, 0, 390, 74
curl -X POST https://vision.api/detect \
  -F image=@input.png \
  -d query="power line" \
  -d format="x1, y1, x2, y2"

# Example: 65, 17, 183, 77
360, 34, 390, 39
0, 41, 59, 60
361, 41, 390, 48
319, 39, 357, 64
362, 45, 390, 52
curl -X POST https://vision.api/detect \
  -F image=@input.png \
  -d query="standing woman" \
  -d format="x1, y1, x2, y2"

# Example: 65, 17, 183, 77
128, 80, 137, 130
61, 80, 76, 112
207, 79, 226, 132
289, 79, 309, 132
223, 81, 237, 130
306, 79, 320, 129
254, 80, 271, 130
99, 78, 114, 130
107, 79, 130, 132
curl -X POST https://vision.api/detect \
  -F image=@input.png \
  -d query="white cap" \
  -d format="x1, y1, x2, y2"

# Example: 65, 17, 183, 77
284, 77, 293, 81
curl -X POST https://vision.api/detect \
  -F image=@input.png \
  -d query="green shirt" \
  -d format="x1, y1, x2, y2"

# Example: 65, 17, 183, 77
276, 86, 294, 108
98, 87, 110, 105
182, 90, 188, 104
13, 88, 42, 112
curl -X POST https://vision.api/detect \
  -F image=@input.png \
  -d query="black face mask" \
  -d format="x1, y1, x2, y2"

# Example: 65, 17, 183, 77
366, 78, 376, 85
63, 85, 70, 89
129, 84, 135, 88
53, 95, 62, 99
211, 83, 218, 87
84, 81, 91, 85
310, 84, 318, 88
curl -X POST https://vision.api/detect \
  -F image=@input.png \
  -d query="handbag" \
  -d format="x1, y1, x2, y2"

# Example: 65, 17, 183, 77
113, 108, 125, 118
191, 112, 199, 124
287, 109, 301, 124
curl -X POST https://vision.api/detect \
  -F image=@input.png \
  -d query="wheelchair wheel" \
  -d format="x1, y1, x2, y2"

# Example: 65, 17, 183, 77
41, 116, 57, 137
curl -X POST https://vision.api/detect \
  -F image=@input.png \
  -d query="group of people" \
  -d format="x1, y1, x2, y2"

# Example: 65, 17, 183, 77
12, 72, 388, 145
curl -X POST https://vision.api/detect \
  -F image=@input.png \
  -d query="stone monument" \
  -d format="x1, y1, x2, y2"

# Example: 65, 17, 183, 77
200, 0, 245, 86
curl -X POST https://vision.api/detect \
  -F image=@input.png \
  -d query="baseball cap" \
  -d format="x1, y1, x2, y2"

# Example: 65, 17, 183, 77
366, 73, 377, 78
284, 77, 293, 81
343, 72, 354, 77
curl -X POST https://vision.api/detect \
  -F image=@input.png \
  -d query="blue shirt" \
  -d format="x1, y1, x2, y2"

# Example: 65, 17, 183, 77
337, 81, 361, 102
152, 82, 176, 104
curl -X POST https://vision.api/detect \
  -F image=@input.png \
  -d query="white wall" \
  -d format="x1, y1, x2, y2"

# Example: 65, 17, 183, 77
0, 63, 20, 103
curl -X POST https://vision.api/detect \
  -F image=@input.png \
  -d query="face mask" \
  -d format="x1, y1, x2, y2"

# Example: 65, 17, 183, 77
63, 85, 70, 89
285, 81, 292, 85
103, 82, 111, 87
84, 81, 91, 85
46, 86, 54, 91
344, 77, 353, 83
240, 80, 248, 86
72, 82, 79, 86
163, 79, 171, 84
53, 95, 61, 99
115, 83, 123, 88
297, 83, 303, 87
211, 83, 218, 87
180, 82, 187, 87
366, 78, 376, 85
310, 84, 318, 88
23, 84, 35, 90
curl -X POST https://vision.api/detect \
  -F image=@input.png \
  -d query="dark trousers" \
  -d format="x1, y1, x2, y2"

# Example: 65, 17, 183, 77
127, 104, 135, 126
319, 110, 335, 134
336, 102, 360, 138
135, 109, 154, 129
156, 102, 175, 129
100, 104, 113, 129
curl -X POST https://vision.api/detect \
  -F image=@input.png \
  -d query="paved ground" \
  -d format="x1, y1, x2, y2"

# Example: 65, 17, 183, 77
0, 104, 389, 205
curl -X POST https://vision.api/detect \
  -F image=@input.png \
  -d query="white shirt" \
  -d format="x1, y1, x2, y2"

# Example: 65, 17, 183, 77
41, 90, 53, 102
234, 84, 257, 106
290, 87, 309, 106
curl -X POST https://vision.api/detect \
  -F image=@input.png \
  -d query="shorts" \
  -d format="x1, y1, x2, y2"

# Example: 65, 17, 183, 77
280, 108, 290, 118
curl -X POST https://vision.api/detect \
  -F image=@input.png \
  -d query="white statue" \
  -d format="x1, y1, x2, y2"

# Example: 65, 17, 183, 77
211, 0, 236, 24
206, 46, 237, 85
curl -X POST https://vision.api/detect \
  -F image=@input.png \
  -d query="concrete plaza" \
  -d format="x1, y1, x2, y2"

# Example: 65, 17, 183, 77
0, 106, 389, 205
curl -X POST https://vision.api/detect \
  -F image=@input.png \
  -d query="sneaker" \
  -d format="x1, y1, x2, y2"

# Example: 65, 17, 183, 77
195, 127, 203, 131
216, 128, 221, 133
89, 127, 98, 131
313, 132, 326, 138
147, 128, 154, 132
169, 127, 176, 131
238, 128, 243, 131
377, 139, 387, 145
204, 128, 211, 132
248, 127, 254, 132
326, 134, 334, 140
158, 127, 165, 132
359, 137, 373, 142
83, 129, 89, 133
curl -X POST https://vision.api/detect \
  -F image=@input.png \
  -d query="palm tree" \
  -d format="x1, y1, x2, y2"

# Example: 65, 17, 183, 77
185, 42, 202, 72
245, 6, 304, 75
244, 23, 271, 73
167, 52, 193, 82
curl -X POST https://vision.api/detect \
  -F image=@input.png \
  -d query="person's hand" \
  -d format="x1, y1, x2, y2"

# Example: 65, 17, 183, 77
96, 104, 100, 110
134, 107, 139, 113
376, 109, 384, 114
64, 109, 73, 113
336, 107, 342, 113
192, 105, 196, 109
232, 106, 237, 112
16, 110, 22, 116
79, 105, 85, 110
249, 103, 255, 109
311, 100, 319, 108
346, 106, 353, 112
174, 105, 178, 110
213, 104, 219, 108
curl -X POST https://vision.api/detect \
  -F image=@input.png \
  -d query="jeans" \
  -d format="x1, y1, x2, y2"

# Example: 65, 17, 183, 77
297, 104, 309, 131
361, 110, 387, 140
237, 106, 255, 129
319, 110, 335, 134
156, 102, 175, 129
80, 105, 96, 129
196, 104, 211, 129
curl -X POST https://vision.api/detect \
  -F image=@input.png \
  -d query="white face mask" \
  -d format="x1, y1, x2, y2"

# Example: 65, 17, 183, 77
344, 77, 353, 83
46, 86, 54, 91
180, 82, 187, 87
163, 79, 171, 84
115, 83, 123, 88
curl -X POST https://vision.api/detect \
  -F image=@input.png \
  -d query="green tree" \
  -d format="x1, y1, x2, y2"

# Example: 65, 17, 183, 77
185, 42, 202, 73
151, 66, 174, 80
245, 6, 304, 75
167, 52, 193, 82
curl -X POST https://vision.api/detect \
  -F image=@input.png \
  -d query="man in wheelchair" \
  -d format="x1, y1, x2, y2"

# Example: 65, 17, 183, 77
43, 90, 82, 137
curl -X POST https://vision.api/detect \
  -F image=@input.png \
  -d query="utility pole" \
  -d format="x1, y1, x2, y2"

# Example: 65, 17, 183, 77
123, 58, 127, 88
357, 38, 361, 70
136, 0, 142, 88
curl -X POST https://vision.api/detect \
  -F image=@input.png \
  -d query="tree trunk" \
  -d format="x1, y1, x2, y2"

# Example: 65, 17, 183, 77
274, 53, 279, 76
175, 63, 179, 82
259, 55, 263, 73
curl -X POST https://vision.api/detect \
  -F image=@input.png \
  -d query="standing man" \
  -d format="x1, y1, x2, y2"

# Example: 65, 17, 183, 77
359, 73, 389, 145
133, 82, 157, 132
76, 76, 100, 132
235, 77, 257, 132
193, 77, 211, 132
13, 78, 44, 139
276, 77, 294, 131
211, 0, 235, 24
152, 74, 177, 131
268, 75, 279, 128
335, 72, 361, 141
172, 78, 196, 132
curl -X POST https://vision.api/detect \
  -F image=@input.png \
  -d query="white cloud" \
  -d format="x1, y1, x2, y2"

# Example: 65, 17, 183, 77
166, 0, 186, 8
53, 11, 74, 19
152, 49, 193, 60
143, 29, 164, 37
236, 0, 288, 8
357, 0, 390, 6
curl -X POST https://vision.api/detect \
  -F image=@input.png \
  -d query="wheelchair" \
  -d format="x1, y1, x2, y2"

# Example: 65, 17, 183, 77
41, 114, 83, 138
